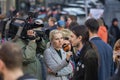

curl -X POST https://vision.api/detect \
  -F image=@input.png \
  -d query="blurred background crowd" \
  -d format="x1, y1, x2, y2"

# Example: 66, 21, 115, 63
0, 0, 119, 80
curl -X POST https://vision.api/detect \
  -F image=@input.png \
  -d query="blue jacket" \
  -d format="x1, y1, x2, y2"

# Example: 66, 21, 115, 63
90, 37, 114, 80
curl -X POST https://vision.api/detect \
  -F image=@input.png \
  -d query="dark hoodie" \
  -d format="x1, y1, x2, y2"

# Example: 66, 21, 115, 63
17, 74, 38, 80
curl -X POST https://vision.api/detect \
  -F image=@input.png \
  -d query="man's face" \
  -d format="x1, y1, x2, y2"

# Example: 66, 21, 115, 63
113, 21, 118, 26
67, 18, 72, 25
48, 19, 54, 27
69, 32, 80, 47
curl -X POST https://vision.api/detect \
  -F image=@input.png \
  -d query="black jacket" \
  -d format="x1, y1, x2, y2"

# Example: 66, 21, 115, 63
73, 42, 98, 80
110, 64, 120, 80
17, 74, 38, 80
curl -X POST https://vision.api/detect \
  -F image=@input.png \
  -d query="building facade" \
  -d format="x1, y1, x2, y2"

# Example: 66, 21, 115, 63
0, 0, 15, 14
103, 0, 120, 28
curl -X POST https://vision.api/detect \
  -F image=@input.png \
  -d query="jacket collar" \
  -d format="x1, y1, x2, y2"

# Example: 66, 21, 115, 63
49, 46, 66, 64
90, 36, 101, 41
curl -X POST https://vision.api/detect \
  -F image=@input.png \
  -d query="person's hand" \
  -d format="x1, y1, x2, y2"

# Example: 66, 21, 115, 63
66, 51, 72, 61
47, 68, 53, 73
27, 30, 36, 42
27, 30, 36, 37
47, 68, 55, 75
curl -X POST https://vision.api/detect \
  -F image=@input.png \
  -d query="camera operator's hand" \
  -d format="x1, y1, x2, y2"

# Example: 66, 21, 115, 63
27, 30, 36, 36
27, 30, 36, 41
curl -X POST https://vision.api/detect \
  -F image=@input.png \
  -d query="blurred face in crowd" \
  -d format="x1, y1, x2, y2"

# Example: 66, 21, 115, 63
67, 17, 72, 25
48, 18, 56, 27
69, 32, 81, 47
113, 21, 118, 26
60, 16, 65, 21
48, 18, 53, 27
51, 33, 63, 50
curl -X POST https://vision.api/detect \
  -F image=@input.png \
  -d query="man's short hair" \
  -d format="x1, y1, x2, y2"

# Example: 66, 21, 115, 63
70, 25, 89, 43
0, 42, 23, 70
85, 18, 99, 33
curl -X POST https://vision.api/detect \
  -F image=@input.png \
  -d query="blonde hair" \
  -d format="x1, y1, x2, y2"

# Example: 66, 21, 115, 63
49, 29, 62, 41
114, 39, 120, 51
61, 29, 72, 39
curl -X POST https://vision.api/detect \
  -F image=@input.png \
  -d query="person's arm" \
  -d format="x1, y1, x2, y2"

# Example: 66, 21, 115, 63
36, 37, 47, 54
15, 38, 37, 64
56, 61, 73, 76
44, 48, 72, 73
44, 49, 68, 73
24, 30, 37, 59
22, 40, 37, 60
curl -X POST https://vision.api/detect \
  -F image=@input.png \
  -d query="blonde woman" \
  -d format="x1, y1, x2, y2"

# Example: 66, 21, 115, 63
44, 29, 73, 80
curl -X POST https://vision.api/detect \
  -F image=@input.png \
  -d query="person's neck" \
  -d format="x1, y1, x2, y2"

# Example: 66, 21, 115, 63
76, 42, 83, 51
4, 68, 24, 80
55, 48, 61, 51
89, 32, 98, 39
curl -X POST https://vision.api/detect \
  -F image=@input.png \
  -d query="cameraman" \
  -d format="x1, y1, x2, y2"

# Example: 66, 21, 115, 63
5, 12, 47, 80
13, 29, 43, 80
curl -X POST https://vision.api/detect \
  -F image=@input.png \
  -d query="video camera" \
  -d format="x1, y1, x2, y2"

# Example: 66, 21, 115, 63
4, 18, 46, 41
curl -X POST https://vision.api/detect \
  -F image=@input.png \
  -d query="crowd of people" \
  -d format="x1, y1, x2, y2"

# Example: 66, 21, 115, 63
0, 5, 120, 80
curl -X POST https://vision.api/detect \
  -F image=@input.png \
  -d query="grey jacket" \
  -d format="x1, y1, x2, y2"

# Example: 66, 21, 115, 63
44, 46, 73, 80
